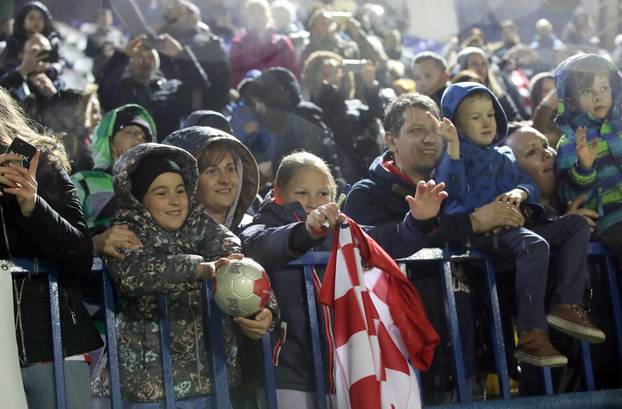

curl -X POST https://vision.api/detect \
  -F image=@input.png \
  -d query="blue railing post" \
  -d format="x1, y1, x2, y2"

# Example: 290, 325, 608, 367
12, 259, 67, 409
303, 265, 328, 409
482, 256, 511, 399
439, 257, 469, 403
579, 341, 595, 391
47, 264, 67, 409
201, 280, 231, 409
261, 335, 278, 409
99, 260, 123, 409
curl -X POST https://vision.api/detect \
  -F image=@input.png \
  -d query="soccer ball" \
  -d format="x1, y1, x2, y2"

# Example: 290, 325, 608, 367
213, 258, 272, 317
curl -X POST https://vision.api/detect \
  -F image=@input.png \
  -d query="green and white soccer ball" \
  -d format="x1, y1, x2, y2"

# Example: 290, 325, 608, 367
214, 258, 272, 317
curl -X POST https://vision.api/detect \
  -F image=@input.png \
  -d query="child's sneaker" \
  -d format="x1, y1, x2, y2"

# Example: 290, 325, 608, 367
546, 304, 606, 343
514, 329, 568, 367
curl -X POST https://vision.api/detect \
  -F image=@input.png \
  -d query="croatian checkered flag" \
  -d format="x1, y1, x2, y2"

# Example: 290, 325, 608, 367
318, 219, 439, 409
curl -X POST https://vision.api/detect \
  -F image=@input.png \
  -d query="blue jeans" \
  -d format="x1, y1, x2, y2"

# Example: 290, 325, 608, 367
21, 361, 91, 409
92, 396, 211, 409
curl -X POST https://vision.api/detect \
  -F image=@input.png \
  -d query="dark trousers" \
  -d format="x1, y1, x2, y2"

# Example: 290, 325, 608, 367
472, 214, 590, 332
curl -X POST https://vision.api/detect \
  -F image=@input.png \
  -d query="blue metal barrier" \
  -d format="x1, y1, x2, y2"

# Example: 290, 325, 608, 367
100, 260, 232, 409
6, 240, 622, 408
10, 258, 67, 409
278, 244, 622, 407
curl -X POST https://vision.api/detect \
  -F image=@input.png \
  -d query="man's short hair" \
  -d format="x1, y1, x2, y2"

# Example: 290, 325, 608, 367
384, 93, 440, 136
413, 51, 447, 73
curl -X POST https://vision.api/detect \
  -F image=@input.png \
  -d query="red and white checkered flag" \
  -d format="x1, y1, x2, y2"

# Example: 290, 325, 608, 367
318, 219, 439, 409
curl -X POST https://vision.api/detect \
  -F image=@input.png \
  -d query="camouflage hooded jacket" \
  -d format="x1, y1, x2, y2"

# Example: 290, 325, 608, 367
93, 143, 242, 402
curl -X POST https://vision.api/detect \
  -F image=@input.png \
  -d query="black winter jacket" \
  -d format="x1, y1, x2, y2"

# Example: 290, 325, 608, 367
1, 154, 102, 365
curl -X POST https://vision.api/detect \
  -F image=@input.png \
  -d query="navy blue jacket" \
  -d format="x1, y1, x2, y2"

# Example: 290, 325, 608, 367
344, 151, 475, 252
343, 151, 479, 388
240, 199, 329, 392
437, 82, 539, 215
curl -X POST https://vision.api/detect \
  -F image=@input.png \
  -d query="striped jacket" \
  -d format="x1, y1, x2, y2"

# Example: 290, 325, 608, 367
555, 54, 622, 237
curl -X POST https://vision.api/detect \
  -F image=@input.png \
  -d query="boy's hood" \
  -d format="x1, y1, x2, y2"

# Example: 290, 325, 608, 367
162, 126, 260, 228
554, 53, 622, 127
112, 143, 198, 211
92, 104, 156, 171
441, 81, 508, 144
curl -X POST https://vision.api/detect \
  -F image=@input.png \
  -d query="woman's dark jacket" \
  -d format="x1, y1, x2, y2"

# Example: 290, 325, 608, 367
1, 153, 102, 365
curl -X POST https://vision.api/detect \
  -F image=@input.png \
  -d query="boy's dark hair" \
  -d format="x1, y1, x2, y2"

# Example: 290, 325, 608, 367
565, 57, 615, 109
413, 51, 447, 72
384, 93, 440, 136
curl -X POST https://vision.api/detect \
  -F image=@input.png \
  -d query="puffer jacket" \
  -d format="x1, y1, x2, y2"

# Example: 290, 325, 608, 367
93, 143, 243, 402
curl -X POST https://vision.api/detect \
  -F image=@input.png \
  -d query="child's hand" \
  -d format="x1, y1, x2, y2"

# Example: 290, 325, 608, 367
469, 200, 525, 234
406, 180, 448, 221
196, 254, 243, 280
575, 127, 599, 170
305, 203, 346, 239
426, 112, 460, 159
495, 188, 527, 208
566, 194, 598, 232
234, 308, 273, 340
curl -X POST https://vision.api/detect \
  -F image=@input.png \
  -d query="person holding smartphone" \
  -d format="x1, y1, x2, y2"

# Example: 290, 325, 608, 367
0, 87, 102, 408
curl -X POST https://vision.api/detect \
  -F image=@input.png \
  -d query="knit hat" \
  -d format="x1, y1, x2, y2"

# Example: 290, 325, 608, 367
131, 155, 183, 201
113, 109, 154, 141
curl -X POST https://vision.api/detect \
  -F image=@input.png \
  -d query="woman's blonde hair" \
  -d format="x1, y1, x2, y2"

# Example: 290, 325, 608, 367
275, 151, 336, 200
302, 50, 355, 99
0, 87, 70, 172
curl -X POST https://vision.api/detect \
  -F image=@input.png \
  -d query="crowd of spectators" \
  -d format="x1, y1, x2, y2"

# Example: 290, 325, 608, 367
1, 0, 622, 408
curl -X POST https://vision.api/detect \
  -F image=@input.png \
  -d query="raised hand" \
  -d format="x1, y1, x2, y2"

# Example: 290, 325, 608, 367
426, 112, 459, 159
406, 179, 448, 221
123, 35, 147, 58
575, 127, 599, 170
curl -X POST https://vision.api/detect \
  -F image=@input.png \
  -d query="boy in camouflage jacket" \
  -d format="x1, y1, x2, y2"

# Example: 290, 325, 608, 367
93, 143, 274, 404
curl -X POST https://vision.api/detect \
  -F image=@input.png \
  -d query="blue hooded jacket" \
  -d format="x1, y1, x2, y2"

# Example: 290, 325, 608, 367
436, 82, 539, 214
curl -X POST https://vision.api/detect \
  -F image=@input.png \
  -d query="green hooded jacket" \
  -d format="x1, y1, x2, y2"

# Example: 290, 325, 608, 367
70, 104, 156, 230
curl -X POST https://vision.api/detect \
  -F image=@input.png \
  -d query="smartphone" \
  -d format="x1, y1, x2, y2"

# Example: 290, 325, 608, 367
342, 59, 367, 73
4, 137, 37, 169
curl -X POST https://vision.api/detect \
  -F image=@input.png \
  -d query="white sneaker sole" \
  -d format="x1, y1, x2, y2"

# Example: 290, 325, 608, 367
546, 314, 606, 344
514, 350, 568, 367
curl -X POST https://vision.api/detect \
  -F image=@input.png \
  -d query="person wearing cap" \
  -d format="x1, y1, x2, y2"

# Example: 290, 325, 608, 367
91, 143, 274, 406
71, 103, 156, 260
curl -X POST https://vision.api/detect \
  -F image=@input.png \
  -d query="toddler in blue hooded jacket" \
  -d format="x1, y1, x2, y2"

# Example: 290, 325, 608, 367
436, 82, 604, 368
